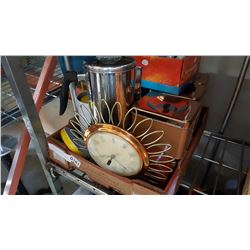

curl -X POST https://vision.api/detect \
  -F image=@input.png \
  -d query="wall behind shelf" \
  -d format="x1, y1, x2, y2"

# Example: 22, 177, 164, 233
199, 56, 250, 142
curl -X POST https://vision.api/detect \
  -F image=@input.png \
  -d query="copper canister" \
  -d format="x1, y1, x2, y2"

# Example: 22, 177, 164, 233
133, 93, 202, 159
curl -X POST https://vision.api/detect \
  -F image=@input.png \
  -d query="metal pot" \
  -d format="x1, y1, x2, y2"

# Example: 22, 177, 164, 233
79, 56, 142, 123
59, 56, 142, 124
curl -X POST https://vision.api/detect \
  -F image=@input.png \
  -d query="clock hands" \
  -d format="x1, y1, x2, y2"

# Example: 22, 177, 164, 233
91, 146, 129, 171
106, 154, 115, 166
104, 154, 128, 171
112, 157, 129, 171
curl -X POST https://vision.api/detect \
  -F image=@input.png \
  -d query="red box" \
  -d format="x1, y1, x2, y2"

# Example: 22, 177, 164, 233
133, 56, 200, 95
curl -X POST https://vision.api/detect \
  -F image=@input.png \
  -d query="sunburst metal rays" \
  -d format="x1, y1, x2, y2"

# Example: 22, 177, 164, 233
69, 99, 176, 184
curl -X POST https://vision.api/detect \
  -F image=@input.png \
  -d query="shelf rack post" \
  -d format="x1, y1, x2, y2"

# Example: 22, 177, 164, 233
200, 56, 250, 188
1, 56, 58, 195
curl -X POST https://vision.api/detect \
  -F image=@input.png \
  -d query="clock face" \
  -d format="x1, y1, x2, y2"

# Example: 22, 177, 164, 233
87, 131, 143, 176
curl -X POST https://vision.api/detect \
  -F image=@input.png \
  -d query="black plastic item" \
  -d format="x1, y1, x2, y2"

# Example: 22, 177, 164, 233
59, 71, 78, 115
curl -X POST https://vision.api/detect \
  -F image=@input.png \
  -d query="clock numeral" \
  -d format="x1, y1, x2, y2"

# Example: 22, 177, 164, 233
93, 139, 100, 145
112, 138, 115, 143
122, 144, 127, 149
100, 136, 105, 142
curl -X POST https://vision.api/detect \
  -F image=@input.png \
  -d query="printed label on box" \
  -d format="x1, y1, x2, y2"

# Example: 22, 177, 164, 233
49, 143, 81, 168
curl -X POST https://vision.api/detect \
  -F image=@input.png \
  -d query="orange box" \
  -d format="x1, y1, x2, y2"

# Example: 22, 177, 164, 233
133, 56, 200, 94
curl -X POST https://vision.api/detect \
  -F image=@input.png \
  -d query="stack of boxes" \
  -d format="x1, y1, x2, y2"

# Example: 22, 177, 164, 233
132, 56, 206, 160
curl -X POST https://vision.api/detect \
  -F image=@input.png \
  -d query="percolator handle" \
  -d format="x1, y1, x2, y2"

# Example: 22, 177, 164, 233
134, 66, 142, 101
59, 71, 78, 115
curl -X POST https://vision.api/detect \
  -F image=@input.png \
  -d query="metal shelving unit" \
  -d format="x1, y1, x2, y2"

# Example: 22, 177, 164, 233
1, 59, 63, 128
178, 56, 250, 195
177, 131, 250, 195
51, 163, 116, 195
1, 78, 21, 127
1, 56, 249, 195
1, 56, 63, 195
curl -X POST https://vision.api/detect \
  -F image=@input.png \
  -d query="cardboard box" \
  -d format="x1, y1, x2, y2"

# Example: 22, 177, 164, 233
48, 128, 164, 194
47, 108, 208, 195
133, 56, 200, 95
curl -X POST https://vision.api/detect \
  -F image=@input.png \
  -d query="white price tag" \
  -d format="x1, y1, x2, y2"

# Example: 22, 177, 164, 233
68, 155, 81, 168
49, 143, 81, 168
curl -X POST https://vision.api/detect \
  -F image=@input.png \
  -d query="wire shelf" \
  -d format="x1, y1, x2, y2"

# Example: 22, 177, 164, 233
1, 57, 249, 195
178, 130, 250, 195
1, 57, 63, 128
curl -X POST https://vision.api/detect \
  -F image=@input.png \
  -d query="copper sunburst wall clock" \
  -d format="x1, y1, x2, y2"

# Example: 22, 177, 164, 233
69, 100, 175, 182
